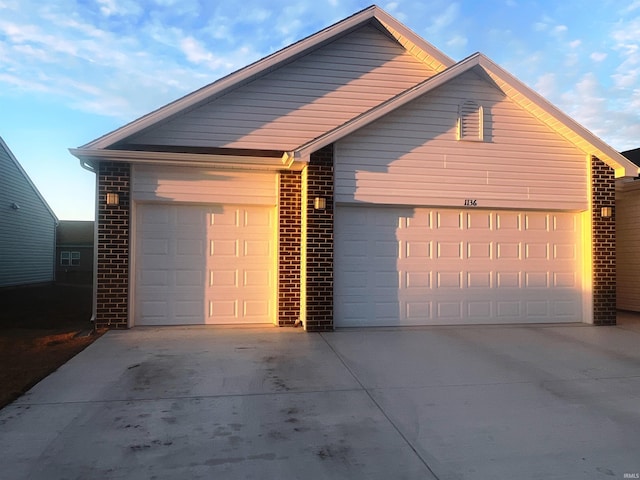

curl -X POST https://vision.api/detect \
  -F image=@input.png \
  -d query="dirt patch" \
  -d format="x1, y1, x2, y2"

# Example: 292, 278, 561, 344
0, 284, 103, 409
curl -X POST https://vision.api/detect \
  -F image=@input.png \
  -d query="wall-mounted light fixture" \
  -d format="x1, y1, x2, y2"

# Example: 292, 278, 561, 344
314, 197, 326, 210
600, 206, 613, 218
10, 202, 20, 210
106, 192, 119, 206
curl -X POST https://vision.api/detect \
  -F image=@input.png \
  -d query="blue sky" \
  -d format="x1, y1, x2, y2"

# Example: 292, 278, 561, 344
1, 0, 638, 220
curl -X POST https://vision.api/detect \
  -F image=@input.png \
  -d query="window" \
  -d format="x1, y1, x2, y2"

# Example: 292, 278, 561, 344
457, 100, 484, 141
61, 251, 80, 266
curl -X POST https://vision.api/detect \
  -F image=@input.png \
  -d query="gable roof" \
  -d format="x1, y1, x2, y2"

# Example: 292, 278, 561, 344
289, 53, 639, 178
0, 136, 58, 222
72, 6, 638, 180
79, 5, 453, 152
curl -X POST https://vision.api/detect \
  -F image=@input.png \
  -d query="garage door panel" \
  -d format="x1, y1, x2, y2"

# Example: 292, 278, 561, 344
497, 272, 521, 288
497, 243, 521, 259
210, 240, 238, 257
437, 211, 463, 229
335, 206, 583, 326
553, 272, 577, 288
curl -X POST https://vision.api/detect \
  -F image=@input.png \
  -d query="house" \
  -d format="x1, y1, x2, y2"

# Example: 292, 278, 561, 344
56, 220, 94, 285
0, 136, 58, 287
616, 148, 640, 312
71, 5, 639, 330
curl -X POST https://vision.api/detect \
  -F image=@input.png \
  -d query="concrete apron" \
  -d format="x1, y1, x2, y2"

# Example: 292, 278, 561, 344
1, 320, 639, 480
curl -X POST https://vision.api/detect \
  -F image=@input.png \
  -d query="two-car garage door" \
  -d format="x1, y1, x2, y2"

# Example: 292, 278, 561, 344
335, 206, 584, 327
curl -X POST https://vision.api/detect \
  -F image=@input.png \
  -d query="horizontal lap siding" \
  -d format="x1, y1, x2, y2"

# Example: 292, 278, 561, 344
617, 182, 640, 311
0, 145, 56, 287
130, 26, 437, 151
336, 70, 588, 211
132, 165, 277, 205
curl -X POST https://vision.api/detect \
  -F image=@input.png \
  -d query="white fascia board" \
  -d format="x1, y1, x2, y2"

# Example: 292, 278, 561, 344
69, 148, 304, 172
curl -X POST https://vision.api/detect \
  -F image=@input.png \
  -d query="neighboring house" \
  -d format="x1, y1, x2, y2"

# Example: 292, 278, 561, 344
616, 148, 640, 312
71, 6, 639, 330
56, 220, 94, 285
0, 136, 58, 287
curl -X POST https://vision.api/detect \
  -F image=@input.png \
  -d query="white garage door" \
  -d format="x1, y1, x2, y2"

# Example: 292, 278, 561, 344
335, 206, 584, 327
135, 204, 275, 326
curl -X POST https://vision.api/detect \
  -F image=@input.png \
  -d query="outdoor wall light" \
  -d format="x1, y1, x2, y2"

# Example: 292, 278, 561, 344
106, 192, 119, 206
600, 206, 613, 218
314, 197, 326, 210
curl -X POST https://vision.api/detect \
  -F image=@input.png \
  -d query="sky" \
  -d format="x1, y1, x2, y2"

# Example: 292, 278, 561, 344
1, 0, 639, 220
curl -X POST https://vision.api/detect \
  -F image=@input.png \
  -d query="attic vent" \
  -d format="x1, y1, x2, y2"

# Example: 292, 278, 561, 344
458, 100, 484, 141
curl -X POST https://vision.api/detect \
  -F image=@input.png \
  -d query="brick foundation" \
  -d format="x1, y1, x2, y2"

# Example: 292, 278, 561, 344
96, 162, 130, 329
278, 171, 302, 326
304, 146, 334, 331
591, 156, 616, 325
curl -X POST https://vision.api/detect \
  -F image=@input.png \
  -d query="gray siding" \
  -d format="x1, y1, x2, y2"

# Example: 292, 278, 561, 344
130, 25, 438, 151
335, 70, 589, 211
0, 140, 57, 287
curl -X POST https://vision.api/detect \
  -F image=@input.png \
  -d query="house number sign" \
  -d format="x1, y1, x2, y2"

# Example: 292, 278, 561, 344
464, 199, 478, 206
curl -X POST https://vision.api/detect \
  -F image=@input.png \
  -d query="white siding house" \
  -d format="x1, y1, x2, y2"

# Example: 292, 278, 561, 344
71, 6, 638, 330
0, 137, 58, 287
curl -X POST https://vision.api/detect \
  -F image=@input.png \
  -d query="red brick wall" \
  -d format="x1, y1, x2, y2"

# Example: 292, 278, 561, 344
591, 156, 616, 325
96, 162, 130, 329
278, 171, 302, 326
305, 146, 334, 331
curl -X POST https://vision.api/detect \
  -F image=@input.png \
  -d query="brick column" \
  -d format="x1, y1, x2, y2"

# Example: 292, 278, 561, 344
278, 171, 302, 326
305, 145, 334, 331
591, 156, 616, 325
96, 162, 130, 329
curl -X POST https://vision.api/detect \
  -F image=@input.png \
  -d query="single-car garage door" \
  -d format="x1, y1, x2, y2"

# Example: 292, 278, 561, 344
335, 206, 584, 327
135, 203, 275, 326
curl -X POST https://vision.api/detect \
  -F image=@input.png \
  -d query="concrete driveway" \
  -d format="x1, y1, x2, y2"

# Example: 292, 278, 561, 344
1, 318, 640, 480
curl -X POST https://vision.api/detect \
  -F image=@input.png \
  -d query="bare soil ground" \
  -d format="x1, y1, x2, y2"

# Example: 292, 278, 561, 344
0, 284, 102, 409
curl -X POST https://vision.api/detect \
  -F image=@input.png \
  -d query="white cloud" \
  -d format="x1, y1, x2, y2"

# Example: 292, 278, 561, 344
623, 0, 640, 13
569, 40, 581, 49
553, 25, 568, 35
535, 73, 556, 98
180, 36, 215, 64
612, 70, 639, 89
590, 52, 607, 62
447, 34, 468, 49
427, 3, 460, 34
96, 0, 142, 17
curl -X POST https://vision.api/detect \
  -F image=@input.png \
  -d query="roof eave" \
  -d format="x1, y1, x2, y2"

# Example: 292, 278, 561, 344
69, 148, 307, 171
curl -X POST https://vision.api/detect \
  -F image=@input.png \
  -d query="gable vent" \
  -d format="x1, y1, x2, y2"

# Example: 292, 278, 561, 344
458, 100, 484, 141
